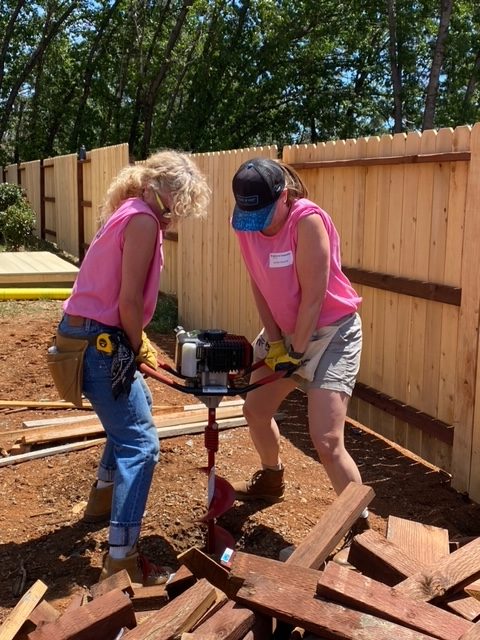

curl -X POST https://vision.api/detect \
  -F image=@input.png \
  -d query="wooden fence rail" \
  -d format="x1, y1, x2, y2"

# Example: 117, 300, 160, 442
2, 124, 480, 502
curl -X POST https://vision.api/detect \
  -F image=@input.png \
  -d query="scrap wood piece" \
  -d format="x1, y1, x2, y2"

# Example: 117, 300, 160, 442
229, 551, 321, 597
17, 600, 61, 637
0, 437, 105, 467
89, 569, 134, 600
348, 529, 424, 585
286, 481, 375, 570
121, 578, 217, 640
459, 622, 480, 639
0, 579, 48, 640
26, 588, 135, 640
394, 536, 480, 602
0, 400, 92, 410
131, 585, 169, 610
386, 515, 450, 566
445, 594, 480, 622
166, 565, 197, 600
183, 599, 257, 639
317, 561, 473, 640
465, 579, 480, 601
234, 572, 437, 640
177, 547, 242, 598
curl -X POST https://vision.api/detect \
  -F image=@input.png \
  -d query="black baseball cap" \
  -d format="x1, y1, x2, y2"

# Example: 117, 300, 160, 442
231, 158, 285, 231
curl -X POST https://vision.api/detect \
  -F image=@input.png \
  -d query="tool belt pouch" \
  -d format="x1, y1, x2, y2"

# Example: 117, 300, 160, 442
47, 331, 89, 407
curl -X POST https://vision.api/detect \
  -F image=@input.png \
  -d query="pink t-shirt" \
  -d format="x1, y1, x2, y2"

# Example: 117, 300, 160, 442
63, 197, 163, 328
235, 198, 361, 334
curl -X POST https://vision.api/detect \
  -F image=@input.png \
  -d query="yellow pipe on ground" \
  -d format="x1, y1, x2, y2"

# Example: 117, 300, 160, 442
0, 288, 72, 300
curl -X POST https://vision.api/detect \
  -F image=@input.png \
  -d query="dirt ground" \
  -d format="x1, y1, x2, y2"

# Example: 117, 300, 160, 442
1, 299, 480, 623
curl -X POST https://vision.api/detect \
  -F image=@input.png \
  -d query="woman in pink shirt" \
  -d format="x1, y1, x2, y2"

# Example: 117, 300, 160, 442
230, 157, 369, 540
55, 150, 209, 585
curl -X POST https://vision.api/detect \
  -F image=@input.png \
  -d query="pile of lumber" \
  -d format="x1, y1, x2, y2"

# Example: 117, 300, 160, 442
0, 399, 247, 467
3, 481, 480, 640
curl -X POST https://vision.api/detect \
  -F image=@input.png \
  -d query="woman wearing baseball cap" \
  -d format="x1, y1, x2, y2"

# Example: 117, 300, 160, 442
229, 157, 370, 541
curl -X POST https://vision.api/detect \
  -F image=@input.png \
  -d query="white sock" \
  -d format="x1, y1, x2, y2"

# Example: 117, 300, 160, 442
360, 508, 369, 519
109, 545, 135, 560
262, 463, 283, 471
96, 480, 113, 489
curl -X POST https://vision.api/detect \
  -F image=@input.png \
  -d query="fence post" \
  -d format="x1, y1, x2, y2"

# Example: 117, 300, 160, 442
39, 159, 46, 240
77, 157, 86, 261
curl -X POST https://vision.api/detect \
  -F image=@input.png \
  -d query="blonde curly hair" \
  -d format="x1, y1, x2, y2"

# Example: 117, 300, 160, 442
99, 150, 210, 222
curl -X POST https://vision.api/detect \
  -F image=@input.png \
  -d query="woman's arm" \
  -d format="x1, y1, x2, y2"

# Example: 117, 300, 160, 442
291, 214, 330, 354
118, 214, 158, 353
250, 277, 283, 343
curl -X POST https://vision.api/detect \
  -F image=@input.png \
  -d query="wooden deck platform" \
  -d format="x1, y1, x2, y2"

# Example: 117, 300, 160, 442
0, 251, 78, 287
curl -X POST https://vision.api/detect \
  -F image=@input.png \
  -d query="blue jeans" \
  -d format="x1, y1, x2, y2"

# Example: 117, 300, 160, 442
58, 316, 160, 548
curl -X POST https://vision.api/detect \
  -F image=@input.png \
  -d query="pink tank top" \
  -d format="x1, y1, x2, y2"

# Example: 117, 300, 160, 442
235, 198, 361, 334
64, 197, 163, 328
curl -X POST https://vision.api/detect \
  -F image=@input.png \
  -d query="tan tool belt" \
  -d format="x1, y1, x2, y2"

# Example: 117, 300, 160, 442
46, 331, 89, 408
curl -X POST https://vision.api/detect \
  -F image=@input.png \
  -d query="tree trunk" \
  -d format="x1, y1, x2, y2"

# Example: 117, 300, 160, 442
422, 0, 453, 131
386, 0, 404, 133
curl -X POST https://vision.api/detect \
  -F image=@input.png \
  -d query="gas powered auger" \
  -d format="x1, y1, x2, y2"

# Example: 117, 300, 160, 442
139, 326, 285, 556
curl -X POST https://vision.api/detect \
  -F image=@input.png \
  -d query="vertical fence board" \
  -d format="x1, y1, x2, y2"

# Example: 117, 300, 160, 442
453, 123, 480, 497
393, 132, 421, 449
54, 153, 78, 257
21, 160, 41, 234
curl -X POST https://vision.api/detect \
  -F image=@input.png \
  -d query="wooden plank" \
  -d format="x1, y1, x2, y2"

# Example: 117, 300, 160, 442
394, 536, 480, 601
26, 588, 135, 640
285, 482, 375, 569
0, 400, 92, 410
177, 547, 242, 598
229, 551, 321, 596
130, 585, 169, 610
0, 438, 105, 467
386, 515, 450, 566
459, 622, 480, 640
317, 561, 472, 640
0, 580, 48, 640
234, 573, 437, 639
185, 599, 256, 639
89, 569, 134, 599
348, 529, 423, 585
165, 564, 197, 600
19, 405, 245, 446
121, 578, 217, 640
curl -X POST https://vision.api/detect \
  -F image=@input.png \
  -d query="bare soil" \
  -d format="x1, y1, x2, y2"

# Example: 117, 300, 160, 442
1, 300, 480, 622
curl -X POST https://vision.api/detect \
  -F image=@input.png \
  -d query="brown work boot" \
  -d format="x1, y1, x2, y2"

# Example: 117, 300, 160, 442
99, 550, 172, 586
83, 482, 113, 523
232, 467, 285, 503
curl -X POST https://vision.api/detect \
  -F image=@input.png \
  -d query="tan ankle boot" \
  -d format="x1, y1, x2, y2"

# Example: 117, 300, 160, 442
83, 482, 113, 523
99, 551, 172, 586
232, 467, 285, 503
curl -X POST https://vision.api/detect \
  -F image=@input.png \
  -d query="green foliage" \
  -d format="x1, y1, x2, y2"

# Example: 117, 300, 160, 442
0, 183, 36, 250
0, 182, 24, 210
149, 293, 178, 335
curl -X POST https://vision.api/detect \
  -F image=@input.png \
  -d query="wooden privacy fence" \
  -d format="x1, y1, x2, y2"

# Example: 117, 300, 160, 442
2, 124, 480, 503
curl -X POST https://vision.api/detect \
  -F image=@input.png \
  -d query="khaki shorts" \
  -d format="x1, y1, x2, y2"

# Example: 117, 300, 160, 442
294, 313, 362, 395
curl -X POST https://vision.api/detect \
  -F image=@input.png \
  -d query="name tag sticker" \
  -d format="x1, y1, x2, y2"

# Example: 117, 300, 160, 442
269, 251, 293, 268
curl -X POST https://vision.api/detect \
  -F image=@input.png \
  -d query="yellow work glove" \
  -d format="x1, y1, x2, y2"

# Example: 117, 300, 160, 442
135, 331, 158, 369
272, 348, 304, 377
264, 339, 287, 370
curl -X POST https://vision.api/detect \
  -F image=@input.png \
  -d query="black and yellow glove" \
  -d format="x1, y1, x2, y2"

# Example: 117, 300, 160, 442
135, 331, 158, 369
271, 346, 304, 377
264, 339, 287, 370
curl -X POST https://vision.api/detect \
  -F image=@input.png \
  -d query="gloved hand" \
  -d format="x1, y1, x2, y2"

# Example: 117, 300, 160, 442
135, 331, 158, 369
264, 339, 287, 370
271, 346, 304, 377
